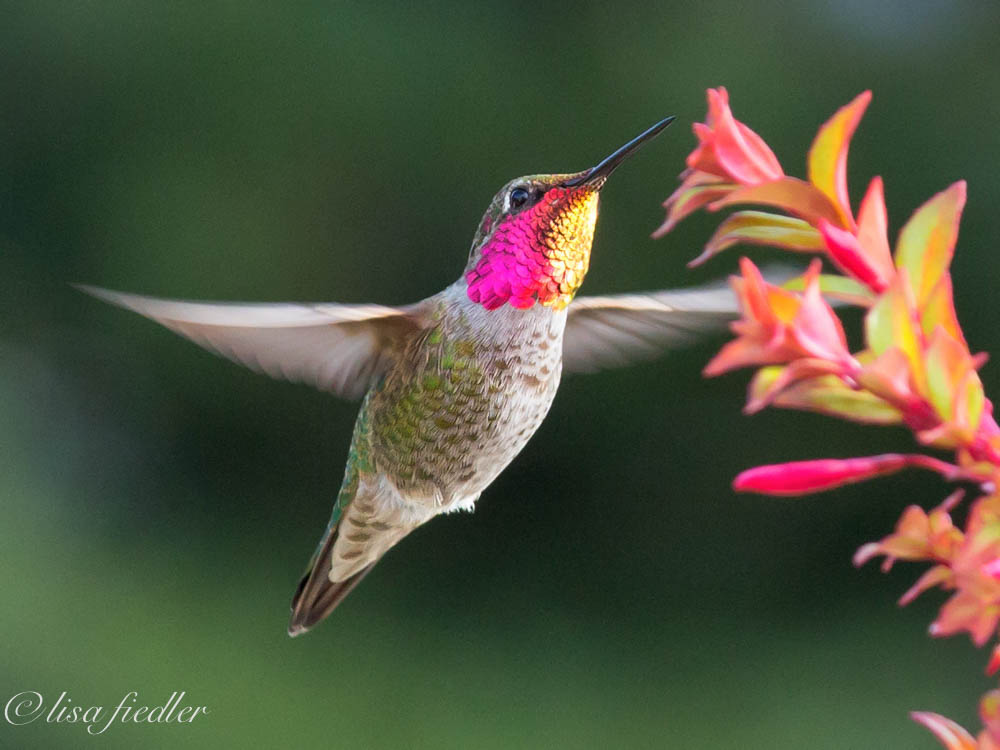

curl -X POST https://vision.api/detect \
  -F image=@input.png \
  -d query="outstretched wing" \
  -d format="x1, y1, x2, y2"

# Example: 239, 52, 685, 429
76, 285, 420, 400
563, 284, 739, 373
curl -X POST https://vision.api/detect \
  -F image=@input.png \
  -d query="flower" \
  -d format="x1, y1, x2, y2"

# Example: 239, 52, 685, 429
912, 712, 978, 750
853, 491, 964, 570
658, 87, 1000, 741
817, 218, 891, 293
912, 691, 1000, 750
930, 495, 1000, 645
653, 87, 784, 238
735, 456, 967, 498
704, 258, 856, 376
687, 87, 784, 185
980, 690, 1000, 745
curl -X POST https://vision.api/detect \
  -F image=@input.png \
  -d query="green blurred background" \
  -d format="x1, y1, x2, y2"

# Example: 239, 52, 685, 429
3, 1, 1000, 747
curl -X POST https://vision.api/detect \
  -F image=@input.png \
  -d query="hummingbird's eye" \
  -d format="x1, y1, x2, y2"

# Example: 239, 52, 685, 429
508, 187, 530, 211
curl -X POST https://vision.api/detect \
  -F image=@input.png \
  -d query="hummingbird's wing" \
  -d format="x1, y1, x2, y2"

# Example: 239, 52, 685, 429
75, 285, 420, 400
562, 285, 739, 373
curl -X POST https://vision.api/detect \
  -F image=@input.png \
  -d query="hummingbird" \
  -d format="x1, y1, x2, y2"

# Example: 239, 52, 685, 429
78, 116, 740, 636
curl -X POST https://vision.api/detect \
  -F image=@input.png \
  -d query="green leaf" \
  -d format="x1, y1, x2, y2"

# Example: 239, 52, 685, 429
710, 176, 846, 228
772, 373, 902, 424
807, 91, 871, 227
894, 182, 966, 306
783, 274, 874, 306
864, 274, 925, 392
690, 211, 824, 266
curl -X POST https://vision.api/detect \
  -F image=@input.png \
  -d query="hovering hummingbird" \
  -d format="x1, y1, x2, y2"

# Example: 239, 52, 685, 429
78, 116, 740, 636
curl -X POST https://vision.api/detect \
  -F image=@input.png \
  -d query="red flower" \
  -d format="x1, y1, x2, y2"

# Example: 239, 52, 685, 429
734, 454, 964, 497
704, 259, 855, 376
912, 712, 978, 750
660, 87, 1000, 742
930, 495, 1000, 645
687, 87, 783, 185
653, 88, 784, 238
853, 491, 964, 571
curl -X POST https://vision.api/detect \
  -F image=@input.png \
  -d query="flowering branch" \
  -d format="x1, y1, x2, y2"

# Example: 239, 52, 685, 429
656, 87, 1000, 747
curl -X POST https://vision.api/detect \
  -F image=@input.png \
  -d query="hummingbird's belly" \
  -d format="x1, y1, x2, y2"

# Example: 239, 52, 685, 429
367, 298, 566, 508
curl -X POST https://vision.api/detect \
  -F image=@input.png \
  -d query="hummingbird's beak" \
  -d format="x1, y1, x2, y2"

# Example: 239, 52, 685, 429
562, 115, 676, 189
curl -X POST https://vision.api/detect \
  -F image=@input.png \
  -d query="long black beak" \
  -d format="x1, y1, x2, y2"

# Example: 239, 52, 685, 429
562, 115, 676, 188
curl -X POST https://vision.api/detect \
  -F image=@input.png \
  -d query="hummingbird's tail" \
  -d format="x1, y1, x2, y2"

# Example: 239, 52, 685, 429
288, 459, 375, 637
287, 519, 375, 637
288, 462, 421, 636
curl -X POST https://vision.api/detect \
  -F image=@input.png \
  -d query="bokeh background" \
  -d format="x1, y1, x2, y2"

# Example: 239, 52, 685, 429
3, 1, 1000, 747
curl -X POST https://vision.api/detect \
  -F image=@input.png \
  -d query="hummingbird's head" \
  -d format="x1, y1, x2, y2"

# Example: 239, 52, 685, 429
464, 116, 675, 311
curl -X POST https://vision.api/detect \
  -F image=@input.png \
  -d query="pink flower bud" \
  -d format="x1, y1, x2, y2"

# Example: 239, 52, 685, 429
734, 454, 910, 496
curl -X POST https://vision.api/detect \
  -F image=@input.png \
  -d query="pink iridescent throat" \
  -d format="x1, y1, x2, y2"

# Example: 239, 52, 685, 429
465, 187, 598, 311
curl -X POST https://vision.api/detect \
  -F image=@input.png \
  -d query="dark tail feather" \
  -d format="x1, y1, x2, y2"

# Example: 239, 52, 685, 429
287, 521, 375, 637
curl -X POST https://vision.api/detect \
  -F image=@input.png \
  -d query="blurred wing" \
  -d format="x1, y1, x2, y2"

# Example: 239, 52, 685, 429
563, 285, 739, 373
76, 285, 419, 400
